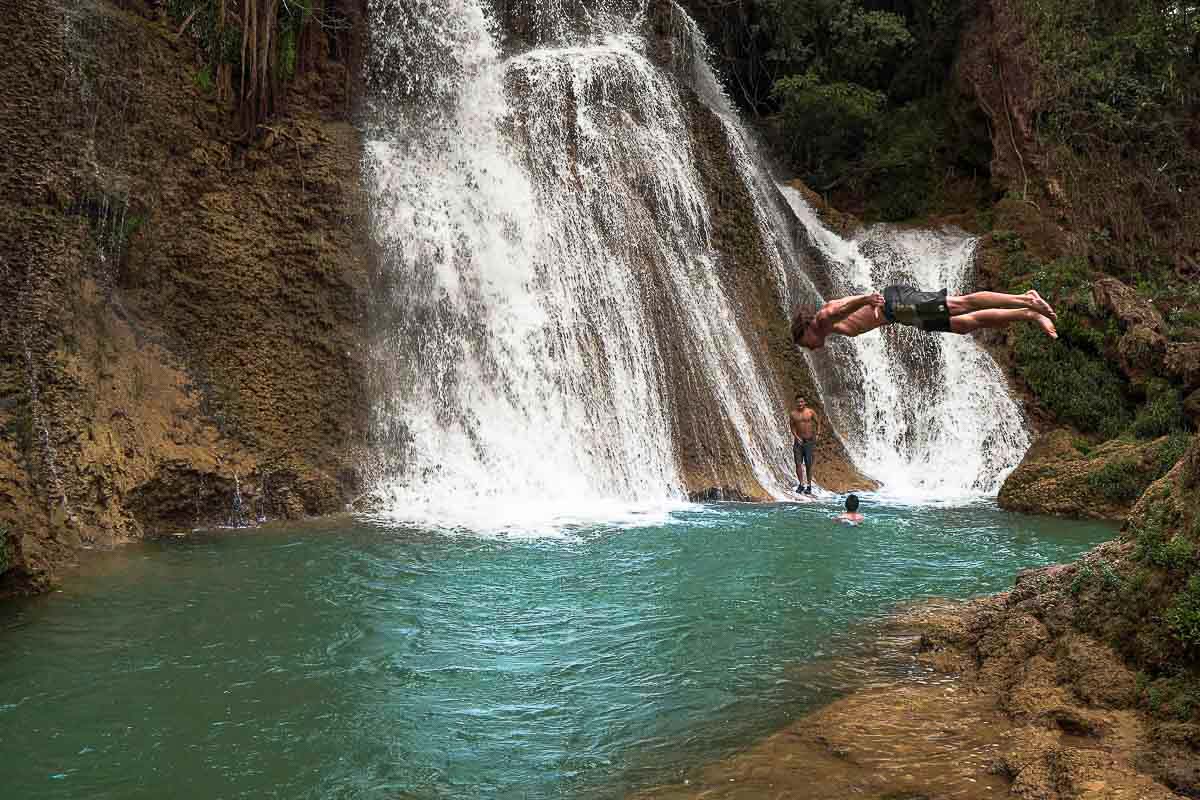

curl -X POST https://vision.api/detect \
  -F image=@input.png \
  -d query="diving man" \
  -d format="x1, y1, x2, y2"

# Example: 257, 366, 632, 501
791, 286, 1058, 350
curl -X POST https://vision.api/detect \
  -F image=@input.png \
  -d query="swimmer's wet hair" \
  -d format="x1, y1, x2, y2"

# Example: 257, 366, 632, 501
845, 494, 860, 512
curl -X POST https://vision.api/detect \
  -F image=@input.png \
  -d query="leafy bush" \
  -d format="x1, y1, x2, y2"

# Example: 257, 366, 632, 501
1087, 458, 1150, 504
1132, 495, 1196, 571
773, 72, 885, 188
1132, 381, 1190, 439
1166, 575, 1200, 655
193, 65, 214, 93
861, 100, 940, 220
1143, 671, 1200, 721
1014, 326, 1132, 437
1155, 433, 1194, 475
0, 525, 9, 574
1087, 435, 1189, 507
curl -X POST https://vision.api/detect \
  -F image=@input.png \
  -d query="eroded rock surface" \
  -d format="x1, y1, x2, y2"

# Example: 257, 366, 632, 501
0, 0, 370, 596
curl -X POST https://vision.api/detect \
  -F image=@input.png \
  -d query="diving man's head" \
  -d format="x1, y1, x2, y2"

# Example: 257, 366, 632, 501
791, 305, 823, 350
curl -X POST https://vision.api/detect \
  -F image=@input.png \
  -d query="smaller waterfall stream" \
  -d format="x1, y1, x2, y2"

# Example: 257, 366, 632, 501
781, 187, 1030, 500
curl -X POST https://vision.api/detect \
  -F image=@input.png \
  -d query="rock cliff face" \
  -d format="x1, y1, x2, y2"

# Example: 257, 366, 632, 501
0, 0, 371, 596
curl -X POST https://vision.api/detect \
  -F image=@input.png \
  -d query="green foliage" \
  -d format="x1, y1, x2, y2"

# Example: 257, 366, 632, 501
193, 65, 214, 93
277, 0, 311, 81
1133, 499, 1196, 571
998, 237, 1145, 437
1022, 0, 1200, 161
773, 72, 885, 187
1014, 325, 1132, 437
1143, 672, 1200, 721
1168, 306, 1200, 338
1069, 562, 1094, 595
1155, 433, 1194, 475
751, 0, 984, 205
1069, 560, 1124, 596
860, 99, 940, 220
167, 0, 319, 129
1087, 457, 1151, 504
1098, 561, 1124, 591
1166, 575, 1200, 655
168, 0, 243, 72
1088, 436, 1189, 507
762, 0, 913, 88
1132, 381, 1190, 439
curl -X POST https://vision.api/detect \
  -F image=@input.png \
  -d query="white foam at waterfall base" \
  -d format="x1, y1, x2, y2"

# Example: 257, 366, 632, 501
780, 187, 1031, 502
363, 2, 800, 534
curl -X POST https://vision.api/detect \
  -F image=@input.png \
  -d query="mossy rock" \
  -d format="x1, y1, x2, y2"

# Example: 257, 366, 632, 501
999, 431, 1192, 520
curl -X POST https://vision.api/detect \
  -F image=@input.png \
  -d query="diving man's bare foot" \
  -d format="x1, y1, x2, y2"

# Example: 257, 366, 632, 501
1026, 289, 1057, 320
1036, 314, 1058, 338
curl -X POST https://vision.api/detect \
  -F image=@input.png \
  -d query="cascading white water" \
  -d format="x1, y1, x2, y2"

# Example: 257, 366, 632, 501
363, 0, 798, 532
780, 187, 1031, 499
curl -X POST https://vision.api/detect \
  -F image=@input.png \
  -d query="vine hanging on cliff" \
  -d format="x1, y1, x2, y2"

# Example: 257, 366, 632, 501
167, 0, 363, 136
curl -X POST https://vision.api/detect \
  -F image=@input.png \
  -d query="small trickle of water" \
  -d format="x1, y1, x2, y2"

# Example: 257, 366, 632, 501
228, 472, 246, 528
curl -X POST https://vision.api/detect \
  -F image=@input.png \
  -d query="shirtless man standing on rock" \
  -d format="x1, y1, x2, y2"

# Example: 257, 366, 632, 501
789, 394, 821, 495
791, 285, 1059, 350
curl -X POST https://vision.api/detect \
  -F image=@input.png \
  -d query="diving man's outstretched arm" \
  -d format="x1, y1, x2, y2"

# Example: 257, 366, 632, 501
815, 293, 885, 328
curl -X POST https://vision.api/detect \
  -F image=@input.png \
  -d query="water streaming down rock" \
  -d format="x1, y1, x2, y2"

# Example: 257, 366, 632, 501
361, 0, 1029, 527
362, 0, 808, 530
780, 188, 1031, 499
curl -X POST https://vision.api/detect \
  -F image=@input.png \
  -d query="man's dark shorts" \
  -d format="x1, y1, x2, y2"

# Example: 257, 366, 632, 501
883, 285, 952, 332
793, 439, 814, 470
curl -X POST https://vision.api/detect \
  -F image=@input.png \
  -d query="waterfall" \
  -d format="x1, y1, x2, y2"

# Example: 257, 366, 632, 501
780, 188, 1031, 500
362, 0, 1029, 529
363, 0, 797, 532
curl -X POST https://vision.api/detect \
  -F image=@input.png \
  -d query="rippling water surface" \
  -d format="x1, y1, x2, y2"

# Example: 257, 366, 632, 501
0, 500, 1114, 799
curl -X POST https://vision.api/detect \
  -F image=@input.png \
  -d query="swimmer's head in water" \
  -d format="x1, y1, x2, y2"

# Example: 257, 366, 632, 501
845, 494, 860, 512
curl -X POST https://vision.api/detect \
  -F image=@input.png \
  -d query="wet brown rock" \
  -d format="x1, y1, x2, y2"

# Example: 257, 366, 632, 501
1055, 635, 1138, 710
1093, 278, 1167, 335
1166, 342, 1200, 393
998, 726, 1178, 800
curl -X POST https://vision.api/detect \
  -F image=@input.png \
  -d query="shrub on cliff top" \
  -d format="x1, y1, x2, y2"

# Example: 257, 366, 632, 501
1091, 435, 1191, 510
